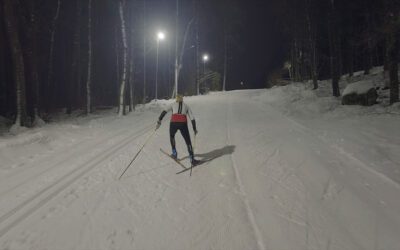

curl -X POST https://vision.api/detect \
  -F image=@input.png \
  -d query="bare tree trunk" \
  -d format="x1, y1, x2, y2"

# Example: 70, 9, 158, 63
167, 42, 172, 97
86, 0, 92, 114
4, 0, 27, 126
68, 0, 82, 114
364, 8, 373, 75
0, 5, 6, 111
305, 1, 318, 89
115, 26, 120, 91
176, 18, 194, 96
387, 35, 399, 104
193, 0, 200, 95
47, 0, 61, 111
294, 38, 301, 81
289, 43, 295, 81
384, 1, 399, 104
173, 0, 179, 98
118, 0, 128, 116
194, 0, 200, 95
142, 0, 146, 103
128, 5, 135, 112
348, 40, 355, 77
328, 0, 340, 97
25, 0, 41, 122
222, 30, 227, 91
129, 62, 134, 112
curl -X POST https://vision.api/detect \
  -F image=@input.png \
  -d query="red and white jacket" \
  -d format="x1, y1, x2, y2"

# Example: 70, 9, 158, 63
161, 101, 195, 123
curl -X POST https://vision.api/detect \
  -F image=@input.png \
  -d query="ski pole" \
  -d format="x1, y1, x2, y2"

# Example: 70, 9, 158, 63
190, 134, 196, 176
118, 128, 156, 180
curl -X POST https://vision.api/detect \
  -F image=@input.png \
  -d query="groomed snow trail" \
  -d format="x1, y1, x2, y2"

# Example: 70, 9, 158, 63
1, 90, 400, 250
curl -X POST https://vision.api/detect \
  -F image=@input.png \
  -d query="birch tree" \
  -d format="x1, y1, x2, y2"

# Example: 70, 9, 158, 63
118, 0, 128, 116
128, 1, 135, 112
172, 0, 194, 97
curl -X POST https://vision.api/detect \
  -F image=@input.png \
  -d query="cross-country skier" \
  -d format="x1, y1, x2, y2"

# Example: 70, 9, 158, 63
156, 95, 200, 166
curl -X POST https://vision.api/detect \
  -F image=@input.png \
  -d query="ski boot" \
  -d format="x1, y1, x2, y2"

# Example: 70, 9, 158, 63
171, 149, 178, 160
190, 155, 200, 166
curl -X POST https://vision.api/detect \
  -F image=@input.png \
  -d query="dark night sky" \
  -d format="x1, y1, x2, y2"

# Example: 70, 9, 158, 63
229, 1, 286, 90
146, 0, 287, 91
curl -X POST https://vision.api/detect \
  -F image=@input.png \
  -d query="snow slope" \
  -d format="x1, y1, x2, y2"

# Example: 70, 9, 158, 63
0, 84, 400, 249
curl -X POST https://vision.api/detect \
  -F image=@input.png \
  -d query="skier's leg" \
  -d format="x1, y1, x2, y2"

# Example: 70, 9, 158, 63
169, 123, 178, 158
179, 124, 193, 158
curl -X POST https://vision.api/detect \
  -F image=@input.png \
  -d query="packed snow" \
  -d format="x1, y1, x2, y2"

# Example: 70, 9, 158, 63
0, 69, 400, 250
342, 80, 375, 96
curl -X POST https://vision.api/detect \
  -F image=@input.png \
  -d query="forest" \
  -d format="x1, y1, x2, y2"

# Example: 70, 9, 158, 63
1, 0, 240, 127
0, 0, 399, 127
275, 0, 399, 100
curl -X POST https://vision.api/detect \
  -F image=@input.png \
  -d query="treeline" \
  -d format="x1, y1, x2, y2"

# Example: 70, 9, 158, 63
0, 0, 241, 127
1, 0, 139, 126
276, 0, 399, 103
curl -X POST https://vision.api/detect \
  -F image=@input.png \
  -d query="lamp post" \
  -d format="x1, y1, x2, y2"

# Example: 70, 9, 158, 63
202, 54, 209, 74
201, 54, 209, 94
155, 31, 165, 100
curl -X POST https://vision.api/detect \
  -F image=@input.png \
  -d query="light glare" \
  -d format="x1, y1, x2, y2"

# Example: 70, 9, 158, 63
157, 32, 165, 40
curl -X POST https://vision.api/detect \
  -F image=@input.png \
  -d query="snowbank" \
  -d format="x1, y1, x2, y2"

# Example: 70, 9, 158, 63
254, 66, 400, 119
342, 80, 375, 96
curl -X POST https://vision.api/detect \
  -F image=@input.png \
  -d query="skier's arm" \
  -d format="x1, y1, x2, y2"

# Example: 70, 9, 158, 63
187, 106, 198, 135
158, 111, 167, 121
158, 104, 172, 121
156, 105, 172, 129
191, 120, 197, 135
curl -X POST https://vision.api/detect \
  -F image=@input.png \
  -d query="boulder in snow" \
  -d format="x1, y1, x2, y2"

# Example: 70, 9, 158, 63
342, 81, 377, 106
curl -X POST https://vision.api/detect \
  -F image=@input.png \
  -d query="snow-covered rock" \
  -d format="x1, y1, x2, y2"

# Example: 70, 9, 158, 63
342, 81, 377, 106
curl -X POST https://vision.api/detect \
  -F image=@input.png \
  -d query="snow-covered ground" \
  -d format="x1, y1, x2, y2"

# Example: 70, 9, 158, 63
1, 70, 400, 250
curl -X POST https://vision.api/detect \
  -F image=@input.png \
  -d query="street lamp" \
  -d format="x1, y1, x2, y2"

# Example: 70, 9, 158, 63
202, 54, 209, 74
155, 31, 165, 100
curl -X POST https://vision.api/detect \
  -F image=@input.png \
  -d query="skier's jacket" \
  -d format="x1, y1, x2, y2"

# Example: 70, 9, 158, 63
158, 101, 197, 130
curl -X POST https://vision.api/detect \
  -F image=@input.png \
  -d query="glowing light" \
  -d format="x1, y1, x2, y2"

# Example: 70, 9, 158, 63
157, 32, 165, 40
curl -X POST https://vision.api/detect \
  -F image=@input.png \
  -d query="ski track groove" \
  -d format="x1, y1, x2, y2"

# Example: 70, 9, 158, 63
0, 121, 128, 182
0, 123, 154, 238
0, 123, 148, 197
226, 95, 266, 250
280, 112, 400, 190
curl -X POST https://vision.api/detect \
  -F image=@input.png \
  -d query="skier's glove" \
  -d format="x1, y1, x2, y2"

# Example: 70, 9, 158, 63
156, 120, 161, 130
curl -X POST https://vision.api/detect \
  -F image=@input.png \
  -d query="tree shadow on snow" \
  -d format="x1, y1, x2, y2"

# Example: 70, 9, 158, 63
180, 145, 236, 164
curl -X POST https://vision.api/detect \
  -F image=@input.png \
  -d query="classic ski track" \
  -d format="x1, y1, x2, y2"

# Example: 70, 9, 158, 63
0, 123, 154, 238
226, 95, 266, 250
278, 110, 400, 190
0, 123, 150, 197
0, 123, 123, 182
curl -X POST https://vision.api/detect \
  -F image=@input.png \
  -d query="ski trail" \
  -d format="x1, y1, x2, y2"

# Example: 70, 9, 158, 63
0, 124, 154, 238
226, 95, 266, 250
282, 112, 400, 190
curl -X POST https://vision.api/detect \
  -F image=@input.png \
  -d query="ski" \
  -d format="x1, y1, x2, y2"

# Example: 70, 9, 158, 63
160, 148, 187, 170
176, 160, 204, 175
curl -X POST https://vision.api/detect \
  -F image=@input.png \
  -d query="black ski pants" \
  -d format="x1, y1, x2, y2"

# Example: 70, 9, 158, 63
169, 122, 193, 157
